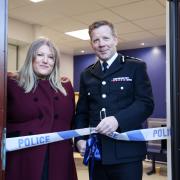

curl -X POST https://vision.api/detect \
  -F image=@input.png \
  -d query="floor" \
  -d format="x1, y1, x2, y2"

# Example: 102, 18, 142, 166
74, 153, 167, 180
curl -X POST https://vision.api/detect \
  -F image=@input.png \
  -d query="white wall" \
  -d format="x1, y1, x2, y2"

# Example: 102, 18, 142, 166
60, 52, 74, 84
8, 18, 34, 44
18, 45, 29, 69
8, 44, 17, 72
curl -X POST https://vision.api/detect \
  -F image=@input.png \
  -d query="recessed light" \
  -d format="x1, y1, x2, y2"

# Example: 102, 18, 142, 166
81, 50, 85, 53
65, 29, 90, 40
30, 0, 44, 3
38, 36, 46, 39
140, 43, 145, 46
152, 47, 160, 55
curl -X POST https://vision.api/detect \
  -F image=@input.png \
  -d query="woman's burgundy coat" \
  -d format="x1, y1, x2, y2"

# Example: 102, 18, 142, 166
6, 77, 77, 180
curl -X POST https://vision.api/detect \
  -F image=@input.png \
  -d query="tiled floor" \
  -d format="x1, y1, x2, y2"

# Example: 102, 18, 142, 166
74, 153, 167, 180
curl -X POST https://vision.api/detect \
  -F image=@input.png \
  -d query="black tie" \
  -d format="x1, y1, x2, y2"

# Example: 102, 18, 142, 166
102, 62, 108, 73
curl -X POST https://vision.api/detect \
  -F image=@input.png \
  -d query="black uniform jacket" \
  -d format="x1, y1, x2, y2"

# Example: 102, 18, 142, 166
75, 54, 154, 164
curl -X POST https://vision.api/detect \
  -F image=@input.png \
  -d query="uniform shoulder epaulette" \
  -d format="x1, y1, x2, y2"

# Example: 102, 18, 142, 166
125, 55, 142, 61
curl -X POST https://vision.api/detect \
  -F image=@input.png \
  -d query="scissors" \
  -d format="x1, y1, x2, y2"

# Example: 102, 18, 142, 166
100, 108, 106, 120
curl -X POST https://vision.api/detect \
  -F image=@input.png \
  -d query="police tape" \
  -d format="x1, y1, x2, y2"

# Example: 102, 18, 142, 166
107, 127, 170, 141
6, 128, 95, 152
6, 127, 171, 152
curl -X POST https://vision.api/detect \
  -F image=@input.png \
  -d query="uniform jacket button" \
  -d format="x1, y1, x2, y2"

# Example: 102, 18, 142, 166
102, 94, 107, 98
102, 81, 106, 85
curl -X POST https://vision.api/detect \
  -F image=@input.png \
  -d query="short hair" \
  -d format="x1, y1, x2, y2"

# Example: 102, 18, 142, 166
18, 38, 67, 95
88, 20, 117, 39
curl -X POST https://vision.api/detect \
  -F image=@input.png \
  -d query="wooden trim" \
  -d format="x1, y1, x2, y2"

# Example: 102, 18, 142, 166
74, 92, 79, 105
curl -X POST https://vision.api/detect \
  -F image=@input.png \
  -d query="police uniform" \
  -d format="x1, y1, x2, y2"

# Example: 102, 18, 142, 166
75, 54, 154, 180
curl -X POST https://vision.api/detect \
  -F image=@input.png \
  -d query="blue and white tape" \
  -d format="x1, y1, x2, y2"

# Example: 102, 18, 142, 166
6, 128, 96, 152
6, 127, 170, 152
108, 127, 170, 141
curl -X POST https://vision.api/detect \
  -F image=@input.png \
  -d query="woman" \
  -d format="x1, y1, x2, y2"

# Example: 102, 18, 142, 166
6, 39, 78, 180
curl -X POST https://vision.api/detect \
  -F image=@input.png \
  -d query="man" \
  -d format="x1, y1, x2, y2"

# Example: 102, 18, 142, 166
75, 20, 154, 180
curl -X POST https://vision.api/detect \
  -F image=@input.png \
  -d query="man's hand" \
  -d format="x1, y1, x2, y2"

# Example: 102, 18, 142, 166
95, 116, 118, 135
76, 140, 86, 156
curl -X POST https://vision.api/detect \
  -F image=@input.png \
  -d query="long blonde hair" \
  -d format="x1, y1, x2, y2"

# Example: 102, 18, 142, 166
18, 38, 67, 95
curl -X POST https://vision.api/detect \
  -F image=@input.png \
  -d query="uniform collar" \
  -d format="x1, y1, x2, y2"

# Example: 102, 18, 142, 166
100, 52, 118, 70
90, 54, 123, 79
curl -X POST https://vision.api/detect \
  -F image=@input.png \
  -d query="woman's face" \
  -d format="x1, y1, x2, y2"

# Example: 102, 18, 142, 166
33, 45, 55, 79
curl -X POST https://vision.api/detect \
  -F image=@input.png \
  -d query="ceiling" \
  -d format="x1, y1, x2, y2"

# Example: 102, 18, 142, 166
8, 0, 166, 55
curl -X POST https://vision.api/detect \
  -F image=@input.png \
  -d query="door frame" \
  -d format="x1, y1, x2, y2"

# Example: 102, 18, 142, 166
0, 0, 8, 179
168, 0, 180, 180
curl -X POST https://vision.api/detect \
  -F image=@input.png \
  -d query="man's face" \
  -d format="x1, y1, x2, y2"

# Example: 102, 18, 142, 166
90, 25, 118, 61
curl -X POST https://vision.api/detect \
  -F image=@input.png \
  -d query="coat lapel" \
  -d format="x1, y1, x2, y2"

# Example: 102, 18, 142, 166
104, 55, 124, 78
89, 60, 104, 79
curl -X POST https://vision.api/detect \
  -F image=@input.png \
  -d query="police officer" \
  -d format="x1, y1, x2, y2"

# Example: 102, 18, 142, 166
75, 20, 154, 180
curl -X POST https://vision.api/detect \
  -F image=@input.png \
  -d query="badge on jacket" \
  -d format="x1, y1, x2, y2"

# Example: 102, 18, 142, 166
111, 77, 132, 82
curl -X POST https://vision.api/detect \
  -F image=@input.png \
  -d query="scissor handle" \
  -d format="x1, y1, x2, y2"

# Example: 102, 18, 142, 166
100, 108, 106, 120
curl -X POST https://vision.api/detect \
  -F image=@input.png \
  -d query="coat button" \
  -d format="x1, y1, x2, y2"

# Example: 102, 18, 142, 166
120, 86, 124, 90
33, 97, 38, 102
102, 94, 107, 98
54, 96, 59, 100
88, 92, 91, 96
102, 81, 106, 85
54, 114, 59, 119
38, 113, 43, 120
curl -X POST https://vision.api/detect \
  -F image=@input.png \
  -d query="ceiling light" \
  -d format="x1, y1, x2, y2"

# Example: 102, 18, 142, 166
38, 36, 45, 38
65, 29, 90, 40
81, 50, 85, 53
140, 43, 145, 46
30, 0, 44, 3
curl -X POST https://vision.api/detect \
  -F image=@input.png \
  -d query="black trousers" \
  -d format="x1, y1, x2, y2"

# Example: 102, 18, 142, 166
89, 160, 143, 180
